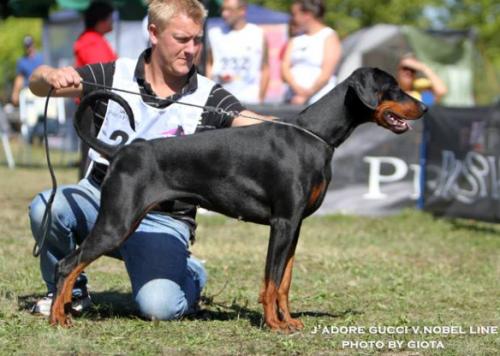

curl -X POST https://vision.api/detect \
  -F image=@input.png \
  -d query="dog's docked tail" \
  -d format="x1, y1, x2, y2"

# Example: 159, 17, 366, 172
74, 89, 135, 160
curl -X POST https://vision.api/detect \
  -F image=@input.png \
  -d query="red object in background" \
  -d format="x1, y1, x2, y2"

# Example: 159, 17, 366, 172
74, 30, 117, 67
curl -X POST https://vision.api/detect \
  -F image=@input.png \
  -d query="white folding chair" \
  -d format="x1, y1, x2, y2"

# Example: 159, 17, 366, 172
0, 104, 15, 169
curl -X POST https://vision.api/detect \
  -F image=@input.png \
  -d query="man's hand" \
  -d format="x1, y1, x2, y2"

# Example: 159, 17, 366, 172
29, 65, 83, 98
42, 66, 82, 90
399, 57, 425, 72
290, 94, 308, 105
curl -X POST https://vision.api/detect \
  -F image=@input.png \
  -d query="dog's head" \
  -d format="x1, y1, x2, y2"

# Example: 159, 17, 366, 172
346, 67, 427, 134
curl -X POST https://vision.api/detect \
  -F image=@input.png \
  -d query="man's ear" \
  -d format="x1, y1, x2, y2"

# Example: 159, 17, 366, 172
346, 73, 378, 110
149, 23, 159, 46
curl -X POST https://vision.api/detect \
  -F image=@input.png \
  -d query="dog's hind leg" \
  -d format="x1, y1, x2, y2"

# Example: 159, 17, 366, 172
50, 182, 163, 327
50, 250, 90, 326
260, 217, 303, 332
50, 220, 137, 327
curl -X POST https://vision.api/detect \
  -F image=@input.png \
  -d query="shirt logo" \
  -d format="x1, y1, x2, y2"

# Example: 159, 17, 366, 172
161, 125, 185, 137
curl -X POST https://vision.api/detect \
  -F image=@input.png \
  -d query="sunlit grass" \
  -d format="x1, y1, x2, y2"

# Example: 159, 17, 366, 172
0, 165, 498, 355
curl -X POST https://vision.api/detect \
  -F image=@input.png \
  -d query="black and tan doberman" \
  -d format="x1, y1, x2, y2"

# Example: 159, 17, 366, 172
49, 67, 426, 331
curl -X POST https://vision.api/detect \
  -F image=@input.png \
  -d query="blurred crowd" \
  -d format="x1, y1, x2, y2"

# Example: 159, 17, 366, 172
3, 0, 448, 114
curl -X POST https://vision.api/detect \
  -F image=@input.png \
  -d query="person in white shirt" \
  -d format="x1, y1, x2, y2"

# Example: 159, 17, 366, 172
281, 0, 342, 105
206, 0, 270, 104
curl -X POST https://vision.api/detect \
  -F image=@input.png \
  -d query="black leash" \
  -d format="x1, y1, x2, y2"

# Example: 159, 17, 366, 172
32, 87, 57, 257
32, 81, 334, 257
80, 80, 334, 151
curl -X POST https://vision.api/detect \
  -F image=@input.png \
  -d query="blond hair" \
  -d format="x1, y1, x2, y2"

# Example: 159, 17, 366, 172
147, 0, 207, 32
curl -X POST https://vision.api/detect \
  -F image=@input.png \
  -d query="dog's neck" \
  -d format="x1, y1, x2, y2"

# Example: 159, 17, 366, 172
293, 81, 370, 149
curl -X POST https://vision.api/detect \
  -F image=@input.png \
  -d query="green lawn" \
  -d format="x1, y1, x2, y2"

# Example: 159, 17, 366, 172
0, 165, 498, 355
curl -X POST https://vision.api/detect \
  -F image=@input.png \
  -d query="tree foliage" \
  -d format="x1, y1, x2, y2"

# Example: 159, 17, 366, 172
0, 17, 42, 101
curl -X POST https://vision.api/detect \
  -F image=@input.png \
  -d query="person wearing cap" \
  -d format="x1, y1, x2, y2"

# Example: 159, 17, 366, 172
10, 35, 44, 106
397, 54, 448, 104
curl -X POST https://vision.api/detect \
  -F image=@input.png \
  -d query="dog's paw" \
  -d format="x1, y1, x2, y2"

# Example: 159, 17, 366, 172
49, 313, 73, 328
285, 317, 304, 330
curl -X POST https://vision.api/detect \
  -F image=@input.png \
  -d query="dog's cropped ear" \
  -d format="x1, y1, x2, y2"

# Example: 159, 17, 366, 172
346, 70, 379, 110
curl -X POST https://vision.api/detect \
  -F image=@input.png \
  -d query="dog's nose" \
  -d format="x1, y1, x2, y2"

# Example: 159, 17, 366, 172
420, 102, 428, 113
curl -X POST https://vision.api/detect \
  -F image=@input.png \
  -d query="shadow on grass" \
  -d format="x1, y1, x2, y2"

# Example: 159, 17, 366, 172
18, 292, 358, 327
191, 296, 360, 328
17, 291, 140, 321
449, 218, 500, 234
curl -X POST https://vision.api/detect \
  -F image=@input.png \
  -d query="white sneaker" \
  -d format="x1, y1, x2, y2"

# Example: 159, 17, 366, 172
31, 290, 92, 316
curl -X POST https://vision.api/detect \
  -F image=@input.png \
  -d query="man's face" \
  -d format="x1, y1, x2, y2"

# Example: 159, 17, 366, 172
221, 0, 245, 27
101, 14, 114, 34
151, 14, 203, 77
24, 44, 34, 56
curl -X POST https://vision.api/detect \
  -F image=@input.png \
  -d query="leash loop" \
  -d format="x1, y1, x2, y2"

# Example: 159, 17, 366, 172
33, 87, 57, 257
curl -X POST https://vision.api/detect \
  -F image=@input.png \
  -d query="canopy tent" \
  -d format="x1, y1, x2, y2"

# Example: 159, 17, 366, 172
337, 24, 476, 106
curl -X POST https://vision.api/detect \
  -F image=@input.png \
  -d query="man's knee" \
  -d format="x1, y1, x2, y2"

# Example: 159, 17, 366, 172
29, 193, 50, 230
135, 279, 188, 321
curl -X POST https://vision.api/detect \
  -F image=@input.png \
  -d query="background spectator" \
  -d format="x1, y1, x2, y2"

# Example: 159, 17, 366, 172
74, 1, 117, 67
10, 35, 43, 107
397, 53, 448, 104
206, 0, 270, 104
74, 0, 118, 178
281, 0, 341, 105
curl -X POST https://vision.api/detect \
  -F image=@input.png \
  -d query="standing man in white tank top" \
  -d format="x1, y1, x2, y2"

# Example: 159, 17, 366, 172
281, 0, 342, 105
206, 0, 270, 104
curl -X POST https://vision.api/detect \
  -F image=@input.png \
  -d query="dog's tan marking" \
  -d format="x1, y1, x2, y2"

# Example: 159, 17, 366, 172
277, 256, 304, 330
308, 180, 327, 209
50, 262, 89, 327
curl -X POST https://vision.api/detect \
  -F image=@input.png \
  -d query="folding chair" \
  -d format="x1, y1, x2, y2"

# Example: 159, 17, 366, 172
0, 104, 15, 169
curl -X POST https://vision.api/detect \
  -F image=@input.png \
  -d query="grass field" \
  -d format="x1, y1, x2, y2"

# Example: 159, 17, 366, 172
0, 163, 498, 355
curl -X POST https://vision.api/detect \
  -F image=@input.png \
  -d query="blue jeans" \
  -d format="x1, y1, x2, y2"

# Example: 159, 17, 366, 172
29, 178, 207, 320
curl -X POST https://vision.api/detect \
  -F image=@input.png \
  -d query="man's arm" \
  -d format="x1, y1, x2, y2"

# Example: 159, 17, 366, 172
202, 84, 274, 128
231, 110, 274, 127
29, 65, 83, 98
259, 37, 270, 103
10, 74, 24, 106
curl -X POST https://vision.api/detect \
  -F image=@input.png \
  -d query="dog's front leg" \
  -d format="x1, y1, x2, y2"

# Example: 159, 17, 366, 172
260, 217, 303, 332
276, 254, 304, 330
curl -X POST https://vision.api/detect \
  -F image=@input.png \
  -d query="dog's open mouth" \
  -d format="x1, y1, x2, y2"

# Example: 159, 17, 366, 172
383, 111, 410, 133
